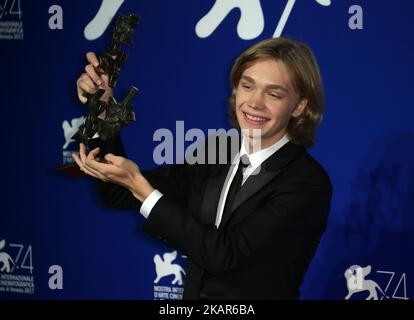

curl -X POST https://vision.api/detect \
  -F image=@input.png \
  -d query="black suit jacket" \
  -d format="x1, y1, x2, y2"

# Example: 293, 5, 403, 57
95, 134, 332, 300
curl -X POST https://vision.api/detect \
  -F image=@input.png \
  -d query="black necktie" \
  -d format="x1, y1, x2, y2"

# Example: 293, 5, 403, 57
221, 155, 250, 224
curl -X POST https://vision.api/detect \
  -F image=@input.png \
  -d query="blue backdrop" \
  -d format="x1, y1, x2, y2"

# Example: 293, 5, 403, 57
1, 0, 413, 300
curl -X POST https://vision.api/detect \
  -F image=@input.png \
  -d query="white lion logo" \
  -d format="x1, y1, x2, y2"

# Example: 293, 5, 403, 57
62, 116, 85, 149
195, 0, 331, 40
0, 239, 17, 273
153, 250, 186, 285
344, 265, 388, 300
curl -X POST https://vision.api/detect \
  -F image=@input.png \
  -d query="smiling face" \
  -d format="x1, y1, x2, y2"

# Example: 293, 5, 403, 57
235, 58, 307, 150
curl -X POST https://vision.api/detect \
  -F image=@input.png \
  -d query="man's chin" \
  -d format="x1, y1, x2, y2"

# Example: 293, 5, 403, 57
240, 127, 265, 139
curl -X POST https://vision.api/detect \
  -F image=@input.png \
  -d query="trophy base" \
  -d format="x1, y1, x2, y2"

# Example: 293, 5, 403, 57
56, 163, 88, 177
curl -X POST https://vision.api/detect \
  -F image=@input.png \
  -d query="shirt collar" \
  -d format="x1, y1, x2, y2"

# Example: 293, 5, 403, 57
239, 133, 290, 172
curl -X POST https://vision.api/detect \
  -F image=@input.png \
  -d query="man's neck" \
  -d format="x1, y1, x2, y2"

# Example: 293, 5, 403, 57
244, 132, 288, 155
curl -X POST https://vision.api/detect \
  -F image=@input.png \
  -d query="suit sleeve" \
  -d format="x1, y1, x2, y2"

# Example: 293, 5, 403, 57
93, 134, 196, 210
143, 180, 332, 275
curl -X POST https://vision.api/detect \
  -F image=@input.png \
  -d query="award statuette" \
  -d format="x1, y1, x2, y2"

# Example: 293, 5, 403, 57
58, 13, 140, 176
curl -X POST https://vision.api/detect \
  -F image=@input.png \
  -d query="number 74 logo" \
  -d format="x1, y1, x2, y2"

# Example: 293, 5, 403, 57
0, 239, 33, 274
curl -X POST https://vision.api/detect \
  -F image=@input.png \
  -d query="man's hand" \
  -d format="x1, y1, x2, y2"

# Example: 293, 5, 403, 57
76, 52, 113, 105
72, 143, 154, 202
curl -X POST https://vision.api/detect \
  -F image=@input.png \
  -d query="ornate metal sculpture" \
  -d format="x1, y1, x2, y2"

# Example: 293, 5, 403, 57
73, 13, 140, 146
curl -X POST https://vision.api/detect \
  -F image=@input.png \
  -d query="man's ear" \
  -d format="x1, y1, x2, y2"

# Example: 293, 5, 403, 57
292, 98, 308, 118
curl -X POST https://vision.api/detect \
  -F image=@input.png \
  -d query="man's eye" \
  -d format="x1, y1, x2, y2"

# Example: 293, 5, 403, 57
269, 93, 281, 99
242, 84, 251, 89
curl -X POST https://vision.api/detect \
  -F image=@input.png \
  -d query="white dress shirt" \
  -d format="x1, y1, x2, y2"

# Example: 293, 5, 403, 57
139, 134, 290, 225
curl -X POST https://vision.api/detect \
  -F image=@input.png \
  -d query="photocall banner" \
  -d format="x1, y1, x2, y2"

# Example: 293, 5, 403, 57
0, 0, 413, 300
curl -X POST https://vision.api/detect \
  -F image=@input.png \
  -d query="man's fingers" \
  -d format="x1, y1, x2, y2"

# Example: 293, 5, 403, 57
104, 153, 122, 166
77, 74, 97, 103
73, 150, 89, 172
80, 73, 96, 88
72, 153, 99, 179
85, 164, 107, 181
77, 86, 87, 104
77, 80, 97, 95
86, 51, 99, 67
84, 154, 122, 177
79, 143, 88, 164
80, 144, 100, 166
73, 151, 109, 181
72, 152, 83, 168
75, 144, 126, 183
82, 165, 103, 180
87, 147, 100, 160
100, 74, 110, 89
83, 147, 111, 179
85, 64, 102, 86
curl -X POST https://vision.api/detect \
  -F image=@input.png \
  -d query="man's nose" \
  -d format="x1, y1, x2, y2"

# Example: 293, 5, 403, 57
247, 90, 265, 110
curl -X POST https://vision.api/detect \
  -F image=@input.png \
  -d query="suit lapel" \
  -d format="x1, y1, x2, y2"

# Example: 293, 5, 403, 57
199, 134, 240, 225
200, 163, 231, 225
219, 142, 305, 229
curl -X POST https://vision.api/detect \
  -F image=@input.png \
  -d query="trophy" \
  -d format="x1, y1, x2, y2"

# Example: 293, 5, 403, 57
58, 13, 140, 176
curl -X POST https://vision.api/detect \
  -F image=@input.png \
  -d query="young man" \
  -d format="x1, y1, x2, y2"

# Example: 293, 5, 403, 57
73, 37, 332, 299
